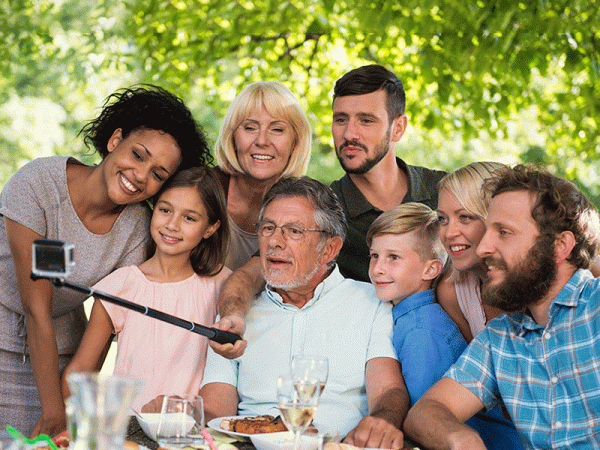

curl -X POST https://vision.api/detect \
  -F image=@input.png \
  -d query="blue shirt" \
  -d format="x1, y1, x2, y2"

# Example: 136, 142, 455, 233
447, 269, 600, 449
201, 266, 397, 437
392, 289, 467, 406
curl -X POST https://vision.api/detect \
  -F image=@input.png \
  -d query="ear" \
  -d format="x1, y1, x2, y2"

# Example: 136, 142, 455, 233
203, 220, 220, 240
106, 128, 123, 154
422, 259, 443, 281
554, 230, 576, 264
319, 236, 344, 266
390, 114, 407, 143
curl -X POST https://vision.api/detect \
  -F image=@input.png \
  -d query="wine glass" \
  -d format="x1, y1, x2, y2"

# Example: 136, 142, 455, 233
291, 355, 329, 398
156, 395, 204, 449
277, 374, 320, 450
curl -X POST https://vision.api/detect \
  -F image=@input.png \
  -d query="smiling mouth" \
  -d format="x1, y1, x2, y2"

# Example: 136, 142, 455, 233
251, 154, 275, 161
450, 244, 470, 252
120, 174, 139, 193
160, 233, 181, 244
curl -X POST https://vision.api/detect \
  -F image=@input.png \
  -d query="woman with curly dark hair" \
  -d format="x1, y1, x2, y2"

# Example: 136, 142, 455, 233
0, 85, 211, 441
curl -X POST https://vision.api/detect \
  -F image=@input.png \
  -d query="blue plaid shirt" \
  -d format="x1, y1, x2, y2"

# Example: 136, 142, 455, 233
447, 269, 600, 449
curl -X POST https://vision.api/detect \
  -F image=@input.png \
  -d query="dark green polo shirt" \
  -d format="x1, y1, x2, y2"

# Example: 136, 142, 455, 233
330, 158, 447, 282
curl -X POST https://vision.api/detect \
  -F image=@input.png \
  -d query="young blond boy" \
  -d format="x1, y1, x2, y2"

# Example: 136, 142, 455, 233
367, 202, 467, 406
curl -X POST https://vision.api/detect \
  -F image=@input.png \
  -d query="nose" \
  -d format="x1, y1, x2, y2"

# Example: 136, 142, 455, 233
476, 229, 494, 259
133, 162, 151, 184
266, 226, 286, 248
369, 257, 385, 276
444, 219, 461, 239
255, 127, 270, 147
165, 214, 181, 231
343, 118, 360, 142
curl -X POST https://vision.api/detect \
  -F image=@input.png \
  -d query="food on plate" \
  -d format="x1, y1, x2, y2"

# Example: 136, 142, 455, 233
220, 415, 288, 434
124, 441, 139, 450
323, 444, 360, 450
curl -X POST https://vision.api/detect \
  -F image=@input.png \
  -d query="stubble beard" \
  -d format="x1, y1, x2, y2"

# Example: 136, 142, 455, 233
336, 127, 392, 175
481, 234, 558, 312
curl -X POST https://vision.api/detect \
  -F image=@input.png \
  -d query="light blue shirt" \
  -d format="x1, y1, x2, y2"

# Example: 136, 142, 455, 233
202, 266, 396, 436
447, 269, 600, 449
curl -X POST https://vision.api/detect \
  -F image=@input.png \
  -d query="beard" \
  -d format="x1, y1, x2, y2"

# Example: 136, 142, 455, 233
336, 127, 391, 175
264, 263, 321, 291
262, 248, 323, 292
481, 234, 558, 312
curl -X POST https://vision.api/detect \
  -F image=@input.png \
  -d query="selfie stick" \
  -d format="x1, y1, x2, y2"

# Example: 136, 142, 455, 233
30, 274, 242, 345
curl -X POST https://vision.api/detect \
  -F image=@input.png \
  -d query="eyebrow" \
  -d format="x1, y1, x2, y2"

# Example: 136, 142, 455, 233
242, 118, 289, 126
156, 200, 202, 217
332, 111, 380, 120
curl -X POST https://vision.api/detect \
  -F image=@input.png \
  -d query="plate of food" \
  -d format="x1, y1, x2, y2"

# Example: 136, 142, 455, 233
207, 415, 287, 438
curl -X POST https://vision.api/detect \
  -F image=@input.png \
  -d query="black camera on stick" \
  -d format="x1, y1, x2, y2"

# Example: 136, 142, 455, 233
30, 240, 241, 345
32, 239, 75, 279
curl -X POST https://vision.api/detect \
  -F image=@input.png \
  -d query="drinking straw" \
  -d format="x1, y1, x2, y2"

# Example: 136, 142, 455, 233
6, 426, 59, 450
200, 428, 218, 450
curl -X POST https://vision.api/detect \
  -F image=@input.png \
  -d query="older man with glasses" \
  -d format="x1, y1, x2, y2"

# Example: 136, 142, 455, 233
199, 176, 409, 449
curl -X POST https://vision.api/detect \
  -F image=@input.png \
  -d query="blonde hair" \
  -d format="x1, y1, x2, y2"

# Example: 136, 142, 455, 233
438, 161, 507, 282
367, 202, 447, 265
215, 81, 311, 178
438, 161, 507, 221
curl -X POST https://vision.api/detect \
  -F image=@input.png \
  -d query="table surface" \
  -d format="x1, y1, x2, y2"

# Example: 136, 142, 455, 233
126, 418, 422, 450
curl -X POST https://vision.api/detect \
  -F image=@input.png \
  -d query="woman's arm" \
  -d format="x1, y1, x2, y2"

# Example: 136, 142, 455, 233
5, 217, 66, 438
61, 299, 115, 398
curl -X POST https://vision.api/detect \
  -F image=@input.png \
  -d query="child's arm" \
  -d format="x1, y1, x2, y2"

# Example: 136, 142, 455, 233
60, 299, 115, 398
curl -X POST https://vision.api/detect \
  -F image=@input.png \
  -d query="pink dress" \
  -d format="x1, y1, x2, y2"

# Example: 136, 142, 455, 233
94, 265, 231, 410
454, 271, 486, 339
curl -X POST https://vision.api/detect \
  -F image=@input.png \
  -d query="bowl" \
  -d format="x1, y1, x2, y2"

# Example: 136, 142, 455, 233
250, 432, 319, 450
136, 412, 161, 441
136, 412, 195, 442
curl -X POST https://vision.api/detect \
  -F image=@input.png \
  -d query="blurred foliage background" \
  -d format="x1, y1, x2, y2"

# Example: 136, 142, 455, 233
1, 0, 599, 204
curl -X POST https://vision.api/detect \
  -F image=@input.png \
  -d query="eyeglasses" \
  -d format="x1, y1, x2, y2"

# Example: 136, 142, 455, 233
257, 222, 325, 240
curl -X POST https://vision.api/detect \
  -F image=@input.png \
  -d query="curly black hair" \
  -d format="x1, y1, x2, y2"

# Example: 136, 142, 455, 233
79, 84, 212, 170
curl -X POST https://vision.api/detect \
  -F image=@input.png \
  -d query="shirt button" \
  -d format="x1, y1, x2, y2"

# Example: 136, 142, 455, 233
551, 376, 559, 384
544, 332, 551, 339
556, 421, 563, 428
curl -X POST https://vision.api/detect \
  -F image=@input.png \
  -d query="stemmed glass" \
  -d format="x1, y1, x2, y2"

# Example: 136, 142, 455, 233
277, 374, 320, 450
291, 355, 329, 398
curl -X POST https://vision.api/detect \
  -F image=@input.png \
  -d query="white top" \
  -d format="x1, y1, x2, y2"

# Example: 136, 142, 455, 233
202, 266, 396, 436
454, 271, 486, 338
0, 156, 151, 354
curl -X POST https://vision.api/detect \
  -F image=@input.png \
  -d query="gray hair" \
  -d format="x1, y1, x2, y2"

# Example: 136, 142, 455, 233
259, 177, 347, 266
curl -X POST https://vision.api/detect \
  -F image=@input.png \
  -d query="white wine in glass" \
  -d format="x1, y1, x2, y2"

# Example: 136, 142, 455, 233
291, 355, 329, 398
277, 374, 320, 450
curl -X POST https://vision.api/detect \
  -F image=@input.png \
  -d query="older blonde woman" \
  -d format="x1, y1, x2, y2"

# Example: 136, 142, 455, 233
213, 81, 311, 270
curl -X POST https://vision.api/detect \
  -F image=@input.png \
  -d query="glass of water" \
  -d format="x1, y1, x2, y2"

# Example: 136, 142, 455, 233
156, 395, 204, 449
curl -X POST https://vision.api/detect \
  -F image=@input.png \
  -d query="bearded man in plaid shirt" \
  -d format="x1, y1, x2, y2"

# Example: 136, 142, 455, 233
405, 164, 600, 450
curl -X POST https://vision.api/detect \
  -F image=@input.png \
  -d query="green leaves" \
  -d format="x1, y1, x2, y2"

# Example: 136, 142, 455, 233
1, 0, 599, 206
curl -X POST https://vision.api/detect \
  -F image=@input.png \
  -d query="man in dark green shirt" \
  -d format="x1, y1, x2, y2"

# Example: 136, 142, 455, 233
330, 65, 446, 281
